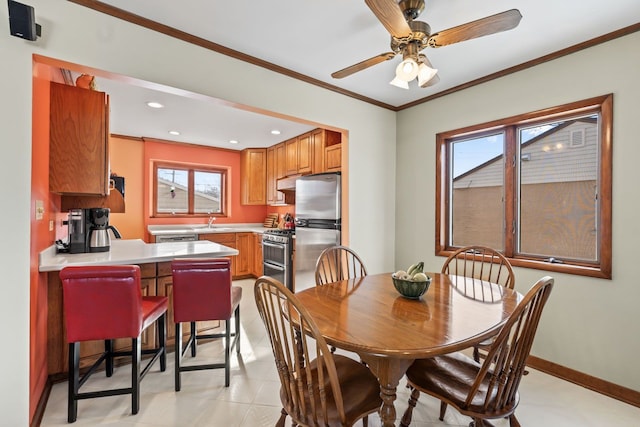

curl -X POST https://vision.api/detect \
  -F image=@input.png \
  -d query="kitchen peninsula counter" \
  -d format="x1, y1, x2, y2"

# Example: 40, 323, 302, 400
43, 238, 240, 377
39, 238, 238, 272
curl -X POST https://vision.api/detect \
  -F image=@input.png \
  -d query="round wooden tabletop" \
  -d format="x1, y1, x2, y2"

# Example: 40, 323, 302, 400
294, 272, 522, 358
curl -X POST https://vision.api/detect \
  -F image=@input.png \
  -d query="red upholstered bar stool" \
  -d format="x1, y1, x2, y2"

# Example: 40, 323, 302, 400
171, 258, 242, 390
60, 265, 168, 423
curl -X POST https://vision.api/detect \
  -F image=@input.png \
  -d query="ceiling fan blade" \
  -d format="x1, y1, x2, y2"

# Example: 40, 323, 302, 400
365, 0, 413, 39
331, 52, 396, 79
427, 9, 522, 48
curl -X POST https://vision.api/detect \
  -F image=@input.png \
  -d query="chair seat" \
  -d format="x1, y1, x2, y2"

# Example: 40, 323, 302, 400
141, 296, 169, 331
406, 352, 519, 417
282, 354, 382, 426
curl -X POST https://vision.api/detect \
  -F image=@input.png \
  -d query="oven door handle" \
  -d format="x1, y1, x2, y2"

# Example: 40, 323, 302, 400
263, 260, 286, 271
262, 241, 287, 250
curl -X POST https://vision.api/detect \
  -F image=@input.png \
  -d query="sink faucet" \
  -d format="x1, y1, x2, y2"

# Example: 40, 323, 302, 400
207, 216, 216, 228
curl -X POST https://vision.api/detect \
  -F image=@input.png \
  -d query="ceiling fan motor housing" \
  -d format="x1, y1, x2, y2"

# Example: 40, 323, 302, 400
390, 20, 431, 53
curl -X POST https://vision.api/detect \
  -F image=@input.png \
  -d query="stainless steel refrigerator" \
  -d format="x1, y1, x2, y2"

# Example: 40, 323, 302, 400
294, 172, 341, 289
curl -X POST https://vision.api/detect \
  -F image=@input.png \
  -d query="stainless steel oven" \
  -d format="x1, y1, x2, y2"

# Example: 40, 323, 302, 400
262, 230, 294, 291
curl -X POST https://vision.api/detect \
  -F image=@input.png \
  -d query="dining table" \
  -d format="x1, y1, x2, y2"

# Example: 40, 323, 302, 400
294, 272, 522, 427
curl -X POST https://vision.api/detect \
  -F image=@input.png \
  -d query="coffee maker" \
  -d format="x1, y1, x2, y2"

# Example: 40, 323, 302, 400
67, 208, 121, 253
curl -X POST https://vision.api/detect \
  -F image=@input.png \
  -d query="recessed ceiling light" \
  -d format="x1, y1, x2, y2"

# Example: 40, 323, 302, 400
271, 129, 281, 135
146, 101, 164, 109
229, 140, 239, 144
168, 130, 180, 136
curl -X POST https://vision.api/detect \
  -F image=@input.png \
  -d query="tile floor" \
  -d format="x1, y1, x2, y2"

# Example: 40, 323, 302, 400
41, 279, 640, 427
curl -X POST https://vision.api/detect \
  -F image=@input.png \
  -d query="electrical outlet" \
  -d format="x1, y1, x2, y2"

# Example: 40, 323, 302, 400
35, 200, 44, 220
49, 220, 54, 231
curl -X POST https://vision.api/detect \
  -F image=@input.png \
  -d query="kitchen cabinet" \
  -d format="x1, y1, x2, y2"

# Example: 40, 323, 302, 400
276, 142, 287, 179
297, 132, 313, 174
325, 143, 342, 172
240, 148, 266, 205
251, 232, 263, 277
234, 232, 252, 278
267, 146, 285, 205
49, 82, 110, 196
198, 233, 238, 277
267, 144, 286, 205
285, 137, 298, 176
314, 129, 342, 174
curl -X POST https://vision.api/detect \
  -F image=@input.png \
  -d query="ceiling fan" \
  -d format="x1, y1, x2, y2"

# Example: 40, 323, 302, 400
332, 0, 522, 89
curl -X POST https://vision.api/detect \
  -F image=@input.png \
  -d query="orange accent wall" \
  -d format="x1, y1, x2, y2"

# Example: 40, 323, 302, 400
142, 140, 268, 239
29, 61, 58, 423
109, 136, 145, 239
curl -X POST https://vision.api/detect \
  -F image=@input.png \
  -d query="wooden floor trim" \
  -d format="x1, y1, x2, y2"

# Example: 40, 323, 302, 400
30, 378, 51, 427
527, 355, 640, 408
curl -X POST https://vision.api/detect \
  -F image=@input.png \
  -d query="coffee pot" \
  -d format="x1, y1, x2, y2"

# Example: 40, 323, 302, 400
88, 208, 111, 252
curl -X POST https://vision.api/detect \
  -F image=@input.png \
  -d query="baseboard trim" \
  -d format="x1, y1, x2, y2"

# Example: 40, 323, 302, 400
30, 378, 51, 427
527, 355, 640, 408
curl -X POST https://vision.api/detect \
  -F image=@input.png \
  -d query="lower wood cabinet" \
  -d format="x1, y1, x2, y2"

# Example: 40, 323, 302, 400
47, 261, 220, 377
234, 233, 252, 278
198, 233, 237, 276
252, 232, 263, 277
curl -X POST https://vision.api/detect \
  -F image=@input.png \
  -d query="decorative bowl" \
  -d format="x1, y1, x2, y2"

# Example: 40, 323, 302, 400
392, 275, 431, 299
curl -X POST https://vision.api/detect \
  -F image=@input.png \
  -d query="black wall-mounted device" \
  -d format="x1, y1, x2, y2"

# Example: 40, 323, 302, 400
7, 0, 41, 41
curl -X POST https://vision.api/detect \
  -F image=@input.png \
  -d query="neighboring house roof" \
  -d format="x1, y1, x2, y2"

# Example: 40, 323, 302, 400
454, 118, 598, 188
157, 178, 220, 211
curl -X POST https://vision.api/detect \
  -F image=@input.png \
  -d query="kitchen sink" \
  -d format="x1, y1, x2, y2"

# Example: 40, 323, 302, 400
188, 225, 234, 231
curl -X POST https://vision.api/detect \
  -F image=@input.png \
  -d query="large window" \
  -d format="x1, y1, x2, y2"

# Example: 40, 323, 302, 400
436, 95, 612, 278
153, 162, 227, 217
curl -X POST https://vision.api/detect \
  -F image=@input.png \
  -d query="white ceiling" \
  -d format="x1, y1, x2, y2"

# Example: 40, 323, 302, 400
79, 0, 640, 150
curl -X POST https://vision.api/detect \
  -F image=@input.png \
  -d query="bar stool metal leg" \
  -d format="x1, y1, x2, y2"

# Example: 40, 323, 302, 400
131, 337, 141, 415
175, 322, 182, 392
68, 342, 80, 423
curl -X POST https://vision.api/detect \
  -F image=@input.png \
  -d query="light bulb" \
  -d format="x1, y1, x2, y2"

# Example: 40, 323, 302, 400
395, 58, 419, 81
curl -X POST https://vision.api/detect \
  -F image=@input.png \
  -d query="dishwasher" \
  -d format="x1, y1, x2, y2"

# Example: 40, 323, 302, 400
154, 234, 198, 243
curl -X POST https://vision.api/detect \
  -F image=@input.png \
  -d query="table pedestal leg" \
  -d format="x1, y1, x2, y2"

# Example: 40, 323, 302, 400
359, 354, 414, 427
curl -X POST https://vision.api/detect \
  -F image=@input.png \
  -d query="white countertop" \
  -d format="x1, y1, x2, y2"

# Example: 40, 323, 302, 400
39, 239, 239, 272
147, 223, 270, 236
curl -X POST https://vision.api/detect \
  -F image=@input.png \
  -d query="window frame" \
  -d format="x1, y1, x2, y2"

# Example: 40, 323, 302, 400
436, 94, 613, 279
152, 161, 228, 218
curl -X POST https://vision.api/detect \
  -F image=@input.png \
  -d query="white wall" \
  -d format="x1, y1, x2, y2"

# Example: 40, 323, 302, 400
0, 0, 396, 423
396, 31, 640, 391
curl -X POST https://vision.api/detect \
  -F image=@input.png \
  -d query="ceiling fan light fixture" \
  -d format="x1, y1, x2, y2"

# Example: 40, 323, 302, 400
417, 62, 438, 87
390, 76, 410, 89
395, 57, 419, 81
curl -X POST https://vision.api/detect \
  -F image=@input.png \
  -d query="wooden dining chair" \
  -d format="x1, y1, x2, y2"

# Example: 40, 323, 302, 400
441, 245, 515, 362
400, 276, 554, 427
254, 276, 382, 427
315, 245, 368, 286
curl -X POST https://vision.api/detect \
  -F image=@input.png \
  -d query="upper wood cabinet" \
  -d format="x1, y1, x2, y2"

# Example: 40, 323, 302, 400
325, 144, 342, 172
49, 82, 110, 196
276, 143, 286, 179
297, 132, 313, 175
240, 148, 267, 205
267, 146, 285, 205
285, 137, 298, 176
282, 129, 342, 177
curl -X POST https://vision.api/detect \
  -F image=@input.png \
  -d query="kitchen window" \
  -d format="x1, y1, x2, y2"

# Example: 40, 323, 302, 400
436, 94, 612, 279
153, 162, 228, 217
